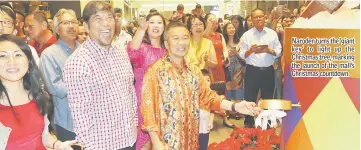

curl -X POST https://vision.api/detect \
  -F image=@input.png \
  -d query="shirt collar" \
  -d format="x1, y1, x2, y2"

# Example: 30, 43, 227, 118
165, 55, 190, 72
57, 38, 79, 52
252, 26, 267, 34
85, 39, 117, 53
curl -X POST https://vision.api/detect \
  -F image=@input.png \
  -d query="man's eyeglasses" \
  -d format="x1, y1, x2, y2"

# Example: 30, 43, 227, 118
58, 20, 79, 27
0, 20, 14, 28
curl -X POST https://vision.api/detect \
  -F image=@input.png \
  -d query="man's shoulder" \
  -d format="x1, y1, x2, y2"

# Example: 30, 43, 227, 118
46, 35, 57, 46
242, 28, 254, 37
65, 46, 90, 66
264, 27, 277, 35
145, 56, 167, 73
41, 43, 61, 56
149, 57, 165, 68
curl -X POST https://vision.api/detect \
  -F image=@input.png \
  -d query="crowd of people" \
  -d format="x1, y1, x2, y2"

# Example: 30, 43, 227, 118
0, 1, 305, 150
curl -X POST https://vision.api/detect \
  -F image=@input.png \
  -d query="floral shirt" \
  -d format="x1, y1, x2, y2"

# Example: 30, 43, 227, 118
141, 56, 225, 150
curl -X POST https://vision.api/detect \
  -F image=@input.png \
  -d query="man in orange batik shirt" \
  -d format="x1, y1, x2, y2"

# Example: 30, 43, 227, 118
141, 22, 262, 150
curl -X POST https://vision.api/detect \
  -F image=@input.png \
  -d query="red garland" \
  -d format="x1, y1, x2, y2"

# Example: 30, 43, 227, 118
208, 127, 280, 150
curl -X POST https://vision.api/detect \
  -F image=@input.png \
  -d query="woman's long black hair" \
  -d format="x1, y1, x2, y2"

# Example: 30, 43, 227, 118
0, 34, 54, 132
143, 12, 166, 48
231, 15, 245, 37
222, 22, 240, 44
244, 15, 252, 32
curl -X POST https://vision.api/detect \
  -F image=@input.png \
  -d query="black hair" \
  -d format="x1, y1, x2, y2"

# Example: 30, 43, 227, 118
222, 22, 240, 44
280, 15, 291, 22
164, 21, 187, 39
82, 1, 113, 24
143, 12, 166, 48
177, 4, 184, 10
114, 8, 122, 14
78, 17, 84, 25
149, 8, 157, 14
244, 15, 252, 31
182, 13, 191, 24
224, 14, 230, 20
14, 9, 25, 21
0, 34, 54, 131
186, 15, 205, 35
196, 4, 201, 9
205, 13, 221, 33
126, 21, 135, 36
0, 2, 16, 26
251, 8, 265, 17
30, 10, 48, 24
230, 15, 244, 37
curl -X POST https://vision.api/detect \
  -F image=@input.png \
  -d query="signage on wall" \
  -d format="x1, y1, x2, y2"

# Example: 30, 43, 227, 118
212, 6, 219, 11
210, 5, 220, 18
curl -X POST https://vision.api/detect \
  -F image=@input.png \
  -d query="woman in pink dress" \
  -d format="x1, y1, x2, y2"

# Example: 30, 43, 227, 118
127, 12, 167, 150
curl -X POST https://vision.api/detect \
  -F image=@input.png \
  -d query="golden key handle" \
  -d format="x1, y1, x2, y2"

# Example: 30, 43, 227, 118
292, 102, 301, 108
258, 99, 302, 110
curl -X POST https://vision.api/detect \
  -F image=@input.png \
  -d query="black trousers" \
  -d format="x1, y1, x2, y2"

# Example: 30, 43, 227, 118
244, 64, 275, 127
55, 124, 76, 142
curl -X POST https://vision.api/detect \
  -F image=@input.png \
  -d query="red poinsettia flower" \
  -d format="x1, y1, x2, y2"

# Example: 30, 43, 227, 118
234, 139, 243, 149
242, 137, 252, 144
270, 135, 281, 144
208, 143, 218, 150
243, 146, 253, 150
208, 127, 280, 149
216, 142, 226, 149
264, 142, 273, 149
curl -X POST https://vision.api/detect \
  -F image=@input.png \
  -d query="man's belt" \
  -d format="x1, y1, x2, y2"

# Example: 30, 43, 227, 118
246, 64, 272, 71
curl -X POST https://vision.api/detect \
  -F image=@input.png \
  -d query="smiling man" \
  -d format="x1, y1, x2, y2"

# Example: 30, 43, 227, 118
141, 22, 262, 150
63, 1, 137, 149
39, 8, 79, 142
239, 8, 282, 128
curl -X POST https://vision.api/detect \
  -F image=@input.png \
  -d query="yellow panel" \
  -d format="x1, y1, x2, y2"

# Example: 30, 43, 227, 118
303, 78, 360, 150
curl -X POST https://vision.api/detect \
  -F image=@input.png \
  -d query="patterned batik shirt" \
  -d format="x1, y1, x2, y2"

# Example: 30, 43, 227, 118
141, 56, 225, 150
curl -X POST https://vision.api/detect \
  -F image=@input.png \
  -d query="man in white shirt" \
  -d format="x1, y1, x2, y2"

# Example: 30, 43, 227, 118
113, 8, 132, 49
239, 8, 282, 128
